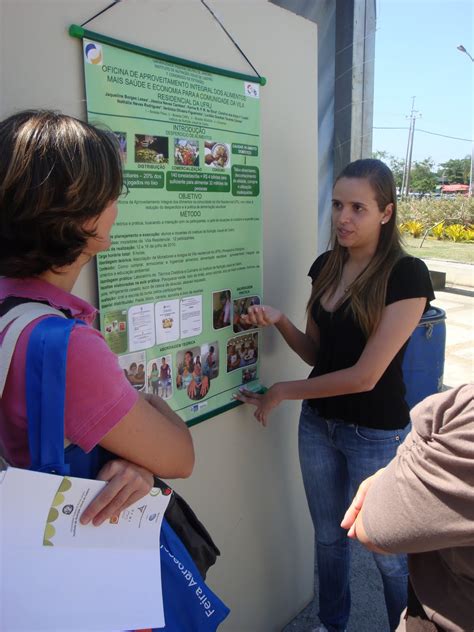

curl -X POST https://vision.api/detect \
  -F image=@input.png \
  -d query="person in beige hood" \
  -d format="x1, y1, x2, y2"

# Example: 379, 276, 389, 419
342, 383, 474, 631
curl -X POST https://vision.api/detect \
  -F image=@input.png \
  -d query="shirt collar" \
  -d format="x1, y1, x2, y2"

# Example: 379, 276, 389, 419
0, 277, 98, 325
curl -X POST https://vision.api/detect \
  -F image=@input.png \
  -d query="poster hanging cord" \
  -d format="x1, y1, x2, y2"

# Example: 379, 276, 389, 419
200, 0, 262, 81
79, 0, 263, 83
81, 0, 121, 28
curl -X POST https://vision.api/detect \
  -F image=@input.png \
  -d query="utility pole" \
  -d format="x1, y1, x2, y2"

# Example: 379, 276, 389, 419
401, 97, 421, 197
457, 45, 474, 197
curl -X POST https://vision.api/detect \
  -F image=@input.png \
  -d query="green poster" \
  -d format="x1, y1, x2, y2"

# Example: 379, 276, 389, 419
80, 35, 263, 424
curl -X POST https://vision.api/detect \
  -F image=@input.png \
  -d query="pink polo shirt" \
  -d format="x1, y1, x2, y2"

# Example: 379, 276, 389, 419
0, 277, 138, 468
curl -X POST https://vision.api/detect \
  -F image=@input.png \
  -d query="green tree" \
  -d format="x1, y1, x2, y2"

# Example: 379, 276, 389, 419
372, 151, 405, 189
409, 158, 437, 194
389, 157, 405, 190
438, 157, 470, 184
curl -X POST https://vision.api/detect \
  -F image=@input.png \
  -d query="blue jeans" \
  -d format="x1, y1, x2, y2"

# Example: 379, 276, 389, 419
298, 401, 410, 632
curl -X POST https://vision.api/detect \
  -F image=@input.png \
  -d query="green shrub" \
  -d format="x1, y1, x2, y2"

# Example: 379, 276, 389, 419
431, 222, 445, 240
465, 228, 474, 242
398, 196, 474, 227
404, 220, 424, 238
444, 224, 467, 242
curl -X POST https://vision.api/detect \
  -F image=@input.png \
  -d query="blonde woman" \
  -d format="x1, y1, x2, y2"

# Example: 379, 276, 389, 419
237, 159, 434, 632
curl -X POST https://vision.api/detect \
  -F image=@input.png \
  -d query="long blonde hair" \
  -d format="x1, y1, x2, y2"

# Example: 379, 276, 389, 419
307, 159, 405, 338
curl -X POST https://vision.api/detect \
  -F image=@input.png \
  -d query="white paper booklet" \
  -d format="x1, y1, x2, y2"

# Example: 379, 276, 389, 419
0, 466, 171, 631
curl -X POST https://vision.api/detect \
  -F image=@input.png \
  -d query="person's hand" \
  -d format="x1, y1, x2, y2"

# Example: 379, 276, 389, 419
240, 304, 282, 328
340, 468, 385, 537
79, 459, 154, 527
200, 376, 209, 397
234, 384, 283, 426
187, 380, 197, 398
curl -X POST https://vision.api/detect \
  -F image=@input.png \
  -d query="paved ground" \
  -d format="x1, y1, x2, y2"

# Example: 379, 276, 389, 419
282, 259, 473, 632
427, 258, 473, 388
422, 258, 473, 291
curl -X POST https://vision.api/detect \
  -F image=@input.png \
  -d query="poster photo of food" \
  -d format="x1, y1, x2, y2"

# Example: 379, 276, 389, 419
134, 134, 169, 164
174, 138, 199, 166
204, 141, 231, 168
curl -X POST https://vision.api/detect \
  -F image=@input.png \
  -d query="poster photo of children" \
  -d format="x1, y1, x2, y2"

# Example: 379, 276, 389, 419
176, 343, 219, 401
213, 289, 232, 329
118, 351, 147, 391
226, 332, 259, 373
147, 355, 173, 399
233, 295, 261, 333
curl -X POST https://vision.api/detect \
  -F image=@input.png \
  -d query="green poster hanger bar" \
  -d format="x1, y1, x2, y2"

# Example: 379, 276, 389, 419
69, 24, 267, 86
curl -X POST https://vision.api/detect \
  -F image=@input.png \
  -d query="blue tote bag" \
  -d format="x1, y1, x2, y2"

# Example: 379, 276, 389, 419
26, 315, 230, 631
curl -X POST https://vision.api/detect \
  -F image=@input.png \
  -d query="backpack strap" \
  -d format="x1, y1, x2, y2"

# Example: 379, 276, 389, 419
0, 300, 84, 475
26, 317, 79, 475
25, 314, 113, 478
0, 302, 66, 397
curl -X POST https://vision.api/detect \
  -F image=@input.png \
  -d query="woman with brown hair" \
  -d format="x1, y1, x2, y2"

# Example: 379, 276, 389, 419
0, 110, 194, 526
236, 159, 434, 631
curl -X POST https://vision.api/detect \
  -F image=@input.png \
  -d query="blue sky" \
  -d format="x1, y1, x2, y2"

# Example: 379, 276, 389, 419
373, 0, 473, 168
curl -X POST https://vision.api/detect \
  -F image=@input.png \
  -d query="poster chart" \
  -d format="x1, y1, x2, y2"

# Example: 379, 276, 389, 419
76, 28, 264, 424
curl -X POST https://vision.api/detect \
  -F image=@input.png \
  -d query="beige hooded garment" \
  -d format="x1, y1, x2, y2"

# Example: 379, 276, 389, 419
362, 384, 474, 632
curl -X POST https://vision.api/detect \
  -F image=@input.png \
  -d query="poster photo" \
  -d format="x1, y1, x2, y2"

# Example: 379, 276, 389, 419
147, 355, 173, 399
226, 333, 258, 373
118, 351, 147, 392
233, 295, 261, 333
213, 290, 232, 330
175, 342, 219, 401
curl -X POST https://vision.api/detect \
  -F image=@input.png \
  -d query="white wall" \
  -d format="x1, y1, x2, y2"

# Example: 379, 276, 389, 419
1, 1, 318, 629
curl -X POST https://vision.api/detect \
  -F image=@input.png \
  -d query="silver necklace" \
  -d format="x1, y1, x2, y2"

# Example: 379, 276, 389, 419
341, 275, 352, 294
